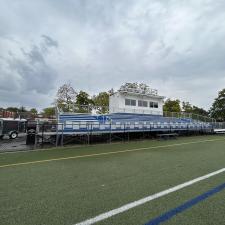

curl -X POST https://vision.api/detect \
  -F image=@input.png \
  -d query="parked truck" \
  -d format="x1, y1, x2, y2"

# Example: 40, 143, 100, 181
0, 118, 27, 139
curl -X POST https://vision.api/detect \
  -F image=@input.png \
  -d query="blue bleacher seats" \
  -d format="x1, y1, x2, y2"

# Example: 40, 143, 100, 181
59, 113, 211, 133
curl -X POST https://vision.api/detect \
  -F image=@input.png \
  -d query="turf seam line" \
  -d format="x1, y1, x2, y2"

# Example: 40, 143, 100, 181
145, 182, 225, 225
75, 168, 225, 225
0, 138, 225, 169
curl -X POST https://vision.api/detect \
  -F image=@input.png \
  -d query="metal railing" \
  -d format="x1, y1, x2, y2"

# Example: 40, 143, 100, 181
57, 104, 215, 123
212, 122, 225, 129
163, 111, 216, 123
109, 107, 163, 115
57, 104, 109, 114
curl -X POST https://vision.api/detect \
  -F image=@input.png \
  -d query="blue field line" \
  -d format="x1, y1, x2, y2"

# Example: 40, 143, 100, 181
145, 182, 225, 225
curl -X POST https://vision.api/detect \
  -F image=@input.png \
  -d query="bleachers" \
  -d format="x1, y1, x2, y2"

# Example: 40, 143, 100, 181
107, 113, 192, 124
59, 113, 192, 124
59, 113, 212, 134
59, 114, 109, 124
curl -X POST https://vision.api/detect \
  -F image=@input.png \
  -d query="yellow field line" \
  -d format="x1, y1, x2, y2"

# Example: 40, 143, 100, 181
0, 138, 224, 169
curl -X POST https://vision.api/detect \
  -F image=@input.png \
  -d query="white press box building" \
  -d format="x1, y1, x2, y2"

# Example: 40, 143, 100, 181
109, 86, 165, 115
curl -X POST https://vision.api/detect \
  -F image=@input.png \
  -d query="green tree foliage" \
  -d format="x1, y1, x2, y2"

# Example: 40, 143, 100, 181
76, 91, 92, 105
182, 101, 209, 118
6, 107, 20, 112
6, 107, 27, 118
5, 107, 28, 113
42, 107, 55, 118
210, 88, 225, 121
30, 108, 38, 115
56, 83, 77, 111
75, 91, 93, 113
163, 99, 181, 112
19, 106, 27, 112
182, 102, 193, 113
92, 92, 109, 114
191, 106, 209, 117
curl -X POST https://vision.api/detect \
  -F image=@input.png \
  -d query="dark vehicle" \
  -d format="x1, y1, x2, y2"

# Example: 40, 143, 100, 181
0, 118, 27, 139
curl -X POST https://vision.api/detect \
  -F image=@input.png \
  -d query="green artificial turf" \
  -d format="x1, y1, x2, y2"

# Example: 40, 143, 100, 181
0, 135, 225, 225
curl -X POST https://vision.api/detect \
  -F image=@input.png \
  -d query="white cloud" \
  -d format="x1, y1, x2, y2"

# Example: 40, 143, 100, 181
0, 0, 225, 110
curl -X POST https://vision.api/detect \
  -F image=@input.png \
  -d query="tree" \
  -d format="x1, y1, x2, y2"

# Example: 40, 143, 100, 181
6, 106, 27, 118
163, 99, 181, 112
42, 107, 55, 118
209, 88, 225, 121
19, 106, 27, 112
30, 108, 38, 115
182, 101, 209, 117
56, 83, 77, 111
92, 92, 109, 114
76, 91, 92, 105
192, 106, 209, 117
182, 101, 193, 113
6, 107, 20, 113
75, 91, 93, 113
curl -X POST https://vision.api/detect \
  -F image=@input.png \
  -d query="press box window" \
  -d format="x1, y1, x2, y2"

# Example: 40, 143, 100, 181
149, 102, 154, 108
125, 99, 136, 106
138, 100, 148, 107
154, 102, 158, 108
125, 99, 130, 106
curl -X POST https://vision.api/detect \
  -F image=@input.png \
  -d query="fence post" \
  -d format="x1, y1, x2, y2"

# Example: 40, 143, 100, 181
56, 123, 59, 147
42, 124, 44, 147
90, 123, 93, 145
87, 123, 90, 145
124, 123, 126, 142
61, 124, 64, 147
34, 125, 38, 149
109, 122, 112, 143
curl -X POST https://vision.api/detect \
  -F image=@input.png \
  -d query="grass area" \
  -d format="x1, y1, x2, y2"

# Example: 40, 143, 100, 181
0, 135, 225, 225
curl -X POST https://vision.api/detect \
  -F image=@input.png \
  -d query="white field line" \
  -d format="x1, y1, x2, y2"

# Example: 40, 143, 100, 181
75, 168, 225, 225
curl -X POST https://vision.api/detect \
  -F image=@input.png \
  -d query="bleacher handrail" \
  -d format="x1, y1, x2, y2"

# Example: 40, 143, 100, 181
56, 105, 216, 123
163, 111, 216, 123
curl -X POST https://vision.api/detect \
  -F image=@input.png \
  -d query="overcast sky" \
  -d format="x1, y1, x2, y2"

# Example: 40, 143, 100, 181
0, 0, 225, 110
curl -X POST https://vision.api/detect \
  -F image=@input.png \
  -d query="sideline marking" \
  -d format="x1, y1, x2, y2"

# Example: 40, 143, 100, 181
145, 182, 225, 225
0, 138, 224, 169
75, 168, 225, 225
0, 138, 224, 168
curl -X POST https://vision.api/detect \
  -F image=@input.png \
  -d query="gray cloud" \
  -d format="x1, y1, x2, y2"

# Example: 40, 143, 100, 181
0, 0, 225, 110
0, 34, 58, 108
